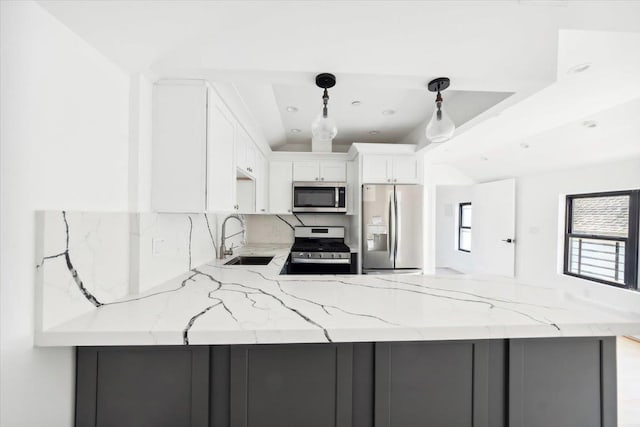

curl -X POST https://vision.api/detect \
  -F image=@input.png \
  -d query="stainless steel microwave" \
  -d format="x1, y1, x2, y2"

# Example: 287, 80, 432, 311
292, 182, 347, 213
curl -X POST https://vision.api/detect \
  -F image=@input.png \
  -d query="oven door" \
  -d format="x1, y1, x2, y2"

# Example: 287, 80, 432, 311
292, 182, 346, 213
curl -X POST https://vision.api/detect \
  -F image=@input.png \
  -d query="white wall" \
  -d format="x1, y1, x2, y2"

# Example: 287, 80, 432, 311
435, 185, 473, 273
0, 2, 130, 425
515, 157, 640, 314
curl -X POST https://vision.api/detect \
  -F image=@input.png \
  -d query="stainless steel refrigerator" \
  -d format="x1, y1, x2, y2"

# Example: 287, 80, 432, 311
362, 184, 423, 273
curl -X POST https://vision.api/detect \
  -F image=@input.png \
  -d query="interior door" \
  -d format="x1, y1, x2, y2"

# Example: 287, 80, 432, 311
394, 185, 424, 269
472, 179, 516, 277
362, 185, 394, 271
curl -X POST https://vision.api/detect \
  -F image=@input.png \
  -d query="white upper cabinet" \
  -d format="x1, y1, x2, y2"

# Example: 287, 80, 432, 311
255, 152, 268, 213
236, 124, 258, 176
292, 160, 346, 182
269, 160, 293, 213
292, 161, 319, 181
361, 154, 391, 184
320, 160, 348, 182
207, 89, 236, 212
391, 155, 420, 184
362, 154, 420, 184
152, 80, 265, 213
152, 82, 208, 212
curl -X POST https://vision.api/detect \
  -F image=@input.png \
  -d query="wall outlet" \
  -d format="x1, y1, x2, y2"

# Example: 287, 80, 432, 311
152, 238, 165, 255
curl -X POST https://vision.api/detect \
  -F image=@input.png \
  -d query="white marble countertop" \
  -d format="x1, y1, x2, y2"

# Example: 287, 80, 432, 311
36, 244, 640, 346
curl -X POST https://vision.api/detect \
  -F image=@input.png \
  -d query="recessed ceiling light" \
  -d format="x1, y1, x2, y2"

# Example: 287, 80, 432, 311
582, 120, 597, 128
286, 106, 298, 113
351, 100, 362, 106
567, 63, 591, 75
369, 130, 380, 135
290, 128, 301, 133
520, 143, 530, 149
480, 156, 489, 161
382, 109, 395, 116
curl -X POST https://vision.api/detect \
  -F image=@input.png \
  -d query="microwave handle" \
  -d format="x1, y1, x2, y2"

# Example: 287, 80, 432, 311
335, 187, 339, 207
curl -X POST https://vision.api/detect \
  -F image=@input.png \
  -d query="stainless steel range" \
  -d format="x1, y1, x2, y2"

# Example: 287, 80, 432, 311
284, 226, 355, 275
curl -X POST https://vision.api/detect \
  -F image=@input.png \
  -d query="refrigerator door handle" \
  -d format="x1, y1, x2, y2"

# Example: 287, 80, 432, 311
388, 191, 395, 262
394, 189, 400, 261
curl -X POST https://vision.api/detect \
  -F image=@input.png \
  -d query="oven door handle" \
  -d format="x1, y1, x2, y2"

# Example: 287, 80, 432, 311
291, 258, 351, 264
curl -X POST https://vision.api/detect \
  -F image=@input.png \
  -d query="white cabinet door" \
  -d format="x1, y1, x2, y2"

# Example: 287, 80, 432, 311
293, 161, 320, 181
245, 140, 257, 176
362, 155, 391, 184
391, 155, 420, 184
207, 90, 236, 211
255, 152, 267, 213
152, 83, 207, 212
320, 161, 347, 182
269, 161, 293, 213
235, 126, 246, 171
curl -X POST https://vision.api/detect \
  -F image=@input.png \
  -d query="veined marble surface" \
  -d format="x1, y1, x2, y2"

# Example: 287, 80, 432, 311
37, 244, 640, 346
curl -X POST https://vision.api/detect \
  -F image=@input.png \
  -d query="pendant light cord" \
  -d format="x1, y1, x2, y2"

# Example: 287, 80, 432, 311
322, 88, 329, 118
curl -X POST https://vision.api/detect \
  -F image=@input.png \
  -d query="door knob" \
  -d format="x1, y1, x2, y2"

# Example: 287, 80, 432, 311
501, 238, 514, 243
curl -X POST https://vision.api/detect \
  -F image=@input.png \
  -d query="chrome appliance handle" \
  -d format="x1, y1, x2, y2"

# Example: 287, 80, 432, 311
389, 190, 395, 262
394, 189, 400, 261
335, 187, 339, 208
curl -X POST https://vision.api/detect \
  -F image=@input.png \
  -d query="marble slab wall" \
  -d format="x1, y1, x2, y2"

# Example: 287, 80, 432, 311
244, 214, 352, 245
35, 211, 245, 330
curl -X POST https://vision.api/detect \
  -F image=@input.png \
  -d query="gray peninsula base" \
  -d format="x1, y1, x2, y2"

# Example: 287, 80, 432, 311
75, 336, 616, 427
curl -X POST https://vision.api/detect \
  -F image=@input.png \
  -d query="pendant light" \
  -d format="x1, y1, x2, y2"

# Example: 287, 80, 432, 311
425, 77, 455, 143
311, 73, 338, 140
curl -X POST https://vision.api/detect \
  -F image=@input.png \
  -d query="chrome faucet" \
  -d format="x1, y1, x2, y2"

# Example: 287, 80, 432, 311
218, 214, 245, 259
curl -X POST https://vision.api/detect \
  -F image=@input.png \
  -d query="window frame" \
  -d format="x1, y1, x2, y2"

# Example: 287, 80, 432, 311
458, 202, 472, 253
563, 189, 639, 290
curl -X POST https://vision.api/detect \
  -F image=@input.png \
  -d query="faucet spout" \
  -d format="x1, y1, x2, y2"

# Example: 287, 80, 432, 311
218, 214, 245, 259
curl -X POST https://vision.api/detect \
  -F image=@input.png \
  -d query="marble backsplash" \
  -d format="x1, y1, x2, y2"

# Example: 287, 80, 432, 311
35, 211, 245, 331
244, 214, 353, 245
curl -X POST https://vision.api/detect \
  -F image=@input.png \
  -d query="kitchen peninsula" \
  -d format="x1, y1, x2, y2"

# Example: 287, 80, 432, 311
38, 241, 639, 427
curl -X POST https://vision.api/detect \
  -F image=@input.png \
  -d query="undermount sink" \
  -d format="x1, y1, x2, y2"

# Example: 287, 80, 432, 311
224, 256, 274, 266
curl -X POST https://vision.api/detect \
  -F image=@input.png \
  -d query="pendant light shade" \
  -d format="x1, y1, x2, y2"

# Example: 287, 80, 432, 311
425, 77, 455, 143
311, 114, 338, 140
311, 73, 338, 140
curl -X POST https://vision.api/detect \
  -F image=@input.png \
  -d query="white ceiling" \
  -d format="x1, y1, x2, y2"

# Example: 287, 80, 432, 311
271, 85, 511, 147
424, 29, 640, 180
37, 1, 640, 173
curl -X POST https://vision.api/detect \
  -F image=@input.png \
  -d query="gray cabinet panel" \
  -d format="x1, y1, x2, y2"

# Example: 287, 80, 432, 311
375, 340, 503, 427
509, 337, 617, 427
352, 343, 375, 427
76, 346, 209, 427
230, 343, 353, 427
211, 346, 231, 427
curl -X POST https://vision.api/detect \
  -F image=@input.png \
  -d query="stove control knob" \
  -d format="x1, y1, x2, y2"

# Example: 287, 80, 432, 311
331, 253, 335, 258
306, 253, 311, 258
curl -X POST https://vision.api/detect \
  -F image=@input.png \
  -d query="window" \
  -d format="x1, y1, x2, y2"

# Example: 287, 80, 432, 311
458, 202, 472, 252
564, 190, 639, 289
